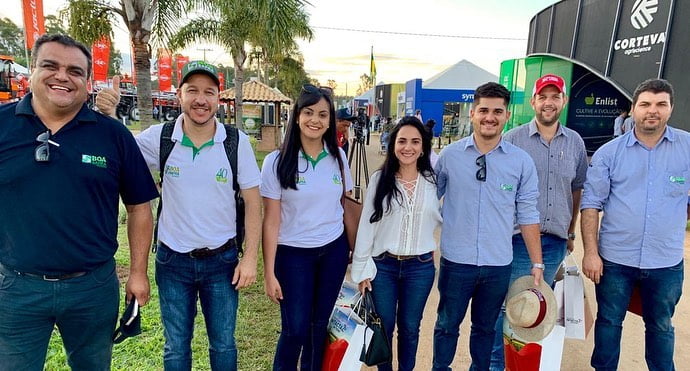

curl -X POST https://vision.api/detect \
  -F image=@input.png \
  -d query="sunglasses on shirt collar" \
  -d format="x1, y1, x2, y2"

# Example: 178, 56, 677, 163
35, 130, 61, 162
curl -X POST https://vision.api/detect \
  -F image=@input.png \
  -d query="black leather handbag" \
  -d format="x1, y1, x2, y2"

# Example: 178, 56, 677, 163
358, 290, 392, 366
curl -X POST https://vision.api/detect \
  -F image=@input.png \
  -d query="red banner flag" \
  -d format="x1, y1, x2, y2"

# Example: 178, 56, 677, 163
158, 49, 173, 92
91, 36, 111, 83
22, 0, 46, 51
218, 72, 225, 90
175, 55, 189, 83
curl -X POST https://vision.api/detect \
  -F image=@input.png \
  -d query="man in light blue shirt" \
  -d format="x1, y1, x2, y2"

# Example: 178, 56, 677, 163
490, 74, 589, 370
582, 79, 688, 371
432, 82, 544, 370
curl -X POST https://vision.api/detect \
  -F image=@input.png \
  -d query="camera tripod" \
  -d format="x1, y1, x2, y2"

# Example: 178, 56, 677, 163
348, 134, 369, 201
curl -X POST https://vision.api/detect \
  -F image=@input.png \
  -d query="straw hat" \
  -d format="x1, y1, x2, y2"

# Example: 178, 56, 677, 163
505, 275, 557, 342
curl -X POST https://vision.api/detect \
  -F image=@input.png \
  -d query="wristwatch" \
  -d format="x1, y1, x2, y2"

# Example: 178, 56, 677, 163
532, 263, 545, 270
568, 233, 576, 240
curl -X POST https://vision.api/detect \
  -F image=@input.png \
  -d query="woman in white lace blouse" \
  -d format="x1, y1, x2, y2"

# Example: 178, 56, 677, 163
351, 116, 442, 371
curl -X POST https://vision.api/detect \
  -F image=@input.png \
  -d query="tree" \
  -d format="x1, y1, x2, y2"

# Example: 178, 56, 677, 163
356, 73, 374, 96
326, 79, 337, 92
0, 17, 27, 66
108, 45, 123, 76
169, 0, 312, 130
45, 14, 68, 35
64, 0, 198, 130
274, 55, 310, 100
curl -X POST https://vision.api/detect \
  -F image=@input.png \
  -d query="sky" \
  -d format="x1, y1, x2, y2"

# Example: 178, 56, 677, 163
2, 0, 558, 95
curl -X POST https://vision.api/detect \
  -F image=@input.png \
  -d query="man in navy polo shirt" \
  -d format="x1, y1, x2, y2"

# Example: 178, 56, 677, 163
0, 34, 158, 370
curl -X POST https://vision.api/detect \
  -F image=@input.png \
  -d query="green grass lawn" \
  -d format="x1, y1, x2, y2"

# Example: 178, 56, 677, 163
45, 150, 279, 370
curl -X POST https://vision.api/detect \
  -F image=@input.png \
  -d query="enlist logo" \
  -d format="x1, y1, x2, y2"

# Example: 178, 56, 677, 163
613, 0, 665, 56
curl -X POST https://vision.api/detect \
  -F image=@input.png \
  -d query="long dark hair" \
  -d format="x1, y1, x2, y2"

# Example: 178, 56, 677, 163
276, 86, 342, 189
370, 116, 435, 223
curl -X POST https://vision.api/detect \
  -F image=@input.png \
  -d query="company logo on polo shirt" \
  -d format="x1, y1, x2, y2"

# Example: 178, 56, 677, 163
165, 165, 180, 177
631, 0, 658, 30
669, 176, 686, 184
332, 174, 342, 185
81, 154, 107, 168
216, 168, 228, 183
500, 183, 514, 192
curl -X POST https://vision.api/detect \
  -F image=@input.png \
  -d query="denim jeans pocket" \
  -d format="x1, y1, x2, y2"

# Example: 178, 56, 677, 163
417, 252, 434, 263
373, 253, 387, 262
89, 261, 117, 285
0, 270, 16, 290
218, 247, 239, 264
156, 245, 176, 265
668, 260, 684, 271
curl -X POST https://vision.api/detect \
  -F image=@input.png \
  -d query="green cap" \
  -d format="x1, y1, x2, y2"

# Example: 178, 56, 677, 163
179, 60, 220, 87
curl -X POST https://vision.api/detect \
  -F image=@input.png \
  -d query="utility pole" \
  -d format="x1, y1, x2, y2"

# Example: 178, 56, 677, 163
197, 47, 213, 62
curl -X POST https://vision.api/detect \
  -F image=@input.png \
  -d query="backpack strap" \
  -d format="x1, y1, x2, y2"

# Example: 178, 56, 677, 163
152, 121, 176, 252
223, 125, 244, 256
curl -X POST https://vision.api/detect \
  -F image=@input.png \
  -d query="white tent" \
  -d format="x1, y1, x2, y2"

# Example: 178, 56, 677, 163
423, 60, 497, 90
11, 62, 29, 75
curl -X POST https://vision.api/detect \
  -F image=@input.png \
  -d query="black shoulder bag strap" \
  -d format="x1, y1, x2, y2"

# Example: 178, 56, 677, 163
223, 124, 244, 256
152, 121, 176, 252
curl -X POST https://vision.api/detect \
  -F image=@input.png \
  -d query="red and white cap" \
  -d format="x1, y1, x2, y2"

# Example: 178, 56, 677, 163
533, 74, 566, 95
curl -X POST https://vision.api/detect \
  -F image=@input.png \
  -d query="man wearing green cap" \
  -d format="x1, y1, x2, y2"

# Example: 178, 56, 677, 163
97, 61, 262, 370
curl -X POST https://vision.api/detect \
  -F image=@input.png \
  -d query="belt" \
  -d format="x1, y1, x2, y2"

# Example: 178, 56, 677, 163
382, 252, 418, 261
0, 263, 88, 281
19, 271, 87, 281
161, 239, 236, 259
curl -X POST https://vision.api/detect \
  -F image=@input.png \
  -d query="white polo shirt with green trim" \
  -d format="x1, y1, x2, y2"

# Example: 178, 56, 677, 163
260, 147, 353, 248
136, 116, 261, 252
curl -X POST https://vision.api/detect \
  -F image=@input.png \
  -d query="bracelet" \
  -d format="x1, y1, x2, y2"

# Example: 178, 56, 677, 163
532, 263, 545, 270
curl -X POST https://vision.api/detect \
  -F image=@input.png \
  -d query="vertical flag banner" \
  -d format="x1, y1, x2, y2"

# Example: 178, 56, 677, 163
158, 49, 173, 92
218, 72, 225, 90
22, 0, 46, 51
175, 55, 190, 83
91, 36, 111, 83
370, 46, 376, 84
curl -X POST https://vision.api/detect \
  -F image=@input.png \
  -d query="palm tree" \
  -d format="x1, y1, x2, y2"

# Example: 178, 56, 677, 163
169, 0, 313, 131
63, 0, 200, 130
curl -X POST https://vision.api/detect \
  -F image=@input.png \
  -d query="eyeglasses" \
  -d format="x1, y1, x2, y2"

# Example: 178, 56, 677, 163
301, 84, 333, 97
35, 130, 60, 162
475, 154, 486, 182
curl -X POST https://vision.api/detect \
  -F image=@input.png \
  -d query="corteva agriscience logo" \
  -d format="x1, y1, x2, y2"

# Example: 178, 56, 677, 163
82, 154, 107, 168
631, 0, 658, 29
614, 0, 665, 55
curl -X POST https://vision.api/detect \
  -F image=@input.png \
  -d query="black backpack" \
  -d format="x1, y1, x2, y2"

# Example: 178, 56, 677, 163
153, 121, 245, 255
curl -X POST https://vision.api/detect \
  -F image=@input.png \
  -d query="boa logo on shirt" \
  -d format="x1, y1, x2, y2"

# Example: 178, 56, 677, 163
81, 154, 107, 168
500, 183, 514, 191
165, 165, 180, 177
332, 174, 342, 185
669, 176, 685, 184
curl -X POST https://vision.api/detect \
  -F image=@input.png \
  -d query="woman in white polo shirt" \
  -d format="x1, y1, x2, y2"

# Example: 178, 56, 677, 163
351, 116, 441, 371
260, 85, 352, 370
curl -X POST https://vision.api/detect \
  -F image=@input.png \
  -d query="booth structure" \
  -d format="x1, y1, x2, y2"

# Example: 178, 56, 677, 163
404, 60, 497, 137
516, 0, 689, 151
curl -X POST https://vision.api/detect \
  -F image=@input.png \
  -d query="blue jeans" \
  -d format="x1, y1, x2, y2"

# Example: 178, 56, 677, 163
489, 233, 566, 370
155, 243, 240, 371
432, 258, 512, 371
370, 252, 436, 371
273, 233, 349, 371
0, 259, 119, 371
591, 259, 683, 371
